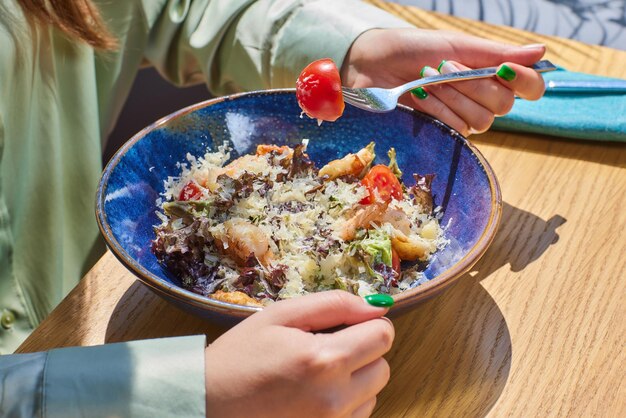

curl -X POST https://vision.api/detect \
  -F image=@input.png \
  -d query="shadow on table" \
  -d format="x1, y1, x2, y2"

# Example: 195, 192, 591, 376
473, 131, 626, 168
475, 202, 566, 275
104, 282, 229, 345
375, 202, 565, 417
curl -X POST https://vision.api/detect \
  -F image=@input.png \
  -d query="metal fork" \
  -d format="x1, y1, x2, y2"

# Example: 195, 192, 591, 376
341, 60, 557, 112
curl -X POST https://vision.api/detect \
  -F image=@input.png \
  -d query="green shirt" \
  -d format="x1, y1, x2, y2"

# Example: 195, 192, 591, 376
0, 0, 408, 415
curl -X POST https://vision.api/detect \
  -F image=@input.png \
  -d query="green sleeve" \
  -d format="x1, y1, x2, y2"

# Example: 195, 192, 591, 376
141, 0, 412, 94
0, 335, 206, 418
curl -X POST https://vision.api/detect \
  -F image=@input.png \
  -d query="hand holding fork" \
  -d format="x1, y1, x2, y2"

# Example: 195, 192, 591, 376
340, 28, 549, 135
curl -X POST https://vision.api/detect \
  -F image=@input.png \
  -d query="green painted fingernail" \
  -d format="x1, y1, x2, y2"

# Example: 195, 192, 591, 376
410, 87, 428, 99
365, 294, 394, 308
496, 65, 516, 81
420, 66, 431, 77
437, 60, 447, 72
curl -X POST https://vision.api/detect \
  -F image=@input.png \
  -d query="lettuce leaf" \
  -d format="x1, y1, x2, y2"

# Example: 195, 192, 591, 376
358, 229, 393, 267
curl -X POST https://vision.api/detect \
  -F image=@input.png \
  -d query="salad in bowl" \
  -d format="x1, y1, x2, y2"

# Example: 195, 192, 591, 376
152, 141, 446, 307
96, 89, 501, 321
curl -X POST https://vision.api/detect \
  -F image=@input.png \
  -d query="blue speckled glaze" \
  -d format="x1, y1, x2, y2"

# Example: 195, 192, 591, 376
97, 89, 501, 321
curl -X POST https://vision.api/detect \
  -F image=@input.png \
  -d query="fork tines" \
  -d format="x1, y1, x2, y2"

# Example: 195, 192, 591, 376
341, 87, 368, 106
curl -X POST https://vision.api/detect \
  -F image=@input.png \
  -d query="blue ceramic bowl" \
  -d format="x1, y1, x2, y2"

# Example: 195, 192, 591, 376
97, 89, 501, 322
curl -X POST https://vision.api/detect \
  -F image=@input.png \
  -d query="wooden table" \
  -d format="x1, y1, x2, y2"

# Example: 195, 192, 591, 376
17, 2, 626, 417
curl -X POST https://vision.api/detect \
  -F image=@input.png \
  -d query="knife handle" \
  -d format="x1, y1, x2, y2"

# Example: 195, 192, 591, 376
545, 80, 626, 94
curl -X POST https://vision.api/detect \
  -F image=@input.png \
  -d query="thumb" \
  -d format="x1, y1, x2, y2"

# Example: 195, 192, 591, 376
260, 290, 389, 332
442, 32, 546, 67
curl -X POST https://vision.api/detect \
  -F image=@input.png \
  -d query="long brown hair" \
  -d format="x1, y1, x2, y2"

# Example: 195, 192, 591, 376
17, 0, 117, 50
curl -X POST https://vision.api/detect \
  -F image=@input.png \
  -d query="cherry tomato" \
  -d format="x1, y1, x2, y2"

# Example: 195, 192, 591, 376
296, 58, 345, 122
391, 248, 401, 276
178, 181, 203, 201
359, 165, 403, 204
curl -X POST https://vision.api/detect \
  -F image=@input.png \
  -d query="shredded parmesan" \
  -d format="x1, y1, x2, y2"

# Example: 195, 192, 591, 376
153, 142, 446, 303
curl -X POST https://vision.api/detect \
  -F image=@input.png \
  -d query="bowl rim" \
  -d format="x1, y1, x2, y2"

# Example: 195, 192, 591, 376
96, 88, 502, 314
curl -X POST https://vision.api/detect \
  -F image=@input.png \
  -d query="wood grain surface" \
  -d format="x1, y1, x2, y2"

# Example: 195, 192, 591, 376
17, 2, 626, 417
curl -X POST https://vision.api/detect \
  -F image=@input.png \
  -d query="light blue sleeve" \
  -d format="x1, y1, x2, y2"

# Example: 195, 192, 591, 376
0, 351, 46, 416
0, 335, 206, 417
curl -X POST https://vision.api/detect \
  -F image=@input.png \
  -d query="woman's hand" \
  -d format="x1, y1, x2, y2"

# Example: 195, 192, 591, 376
341, 28, 547, 136
204, 290, 395, 418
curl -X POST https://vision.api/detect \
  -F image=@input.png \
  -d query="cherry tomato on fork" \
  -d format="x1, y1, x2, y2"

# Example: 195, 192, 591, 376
178, 181, 203, 201
296, 58, 345, 122
360, 165, 403, 204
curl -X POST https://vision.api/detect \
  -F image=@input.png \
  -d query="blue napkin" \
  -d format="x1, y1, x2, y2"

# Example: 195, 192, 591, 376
492, 68, 626, 142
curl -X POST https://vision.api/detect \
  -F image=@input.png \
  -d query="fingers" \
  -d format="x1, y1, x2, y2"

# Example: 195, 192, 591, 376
439, 60, 515, 116
319, 317, 394, 371
349, 358, 390, 407
261, 290, 388, 331
404, 58, 546, 134
495, 62, 546, 100
423, 65, 495, 133
440, 31, 546, 67
351, 398, 377, 418
405, 66, 494, 135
